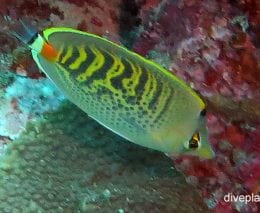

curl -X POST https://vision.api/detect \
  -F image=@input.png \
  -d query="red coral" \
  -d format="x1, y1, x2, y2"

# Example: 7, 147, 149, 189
214, 201, 234, 213
133, 0, 260, 212
91, 16, 103, 27
223, 125, 246, 148
10, 53, 44, 79
233, 0, 259, 27
65, 0, 85, 7
141, 0, 161, 10
16, 0, 64, 20
77, 20, 88, 31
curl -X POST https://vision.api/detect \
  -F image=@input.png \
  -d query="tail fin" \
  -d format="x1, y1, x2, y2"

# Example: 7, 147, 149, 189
10, 19, 38, 45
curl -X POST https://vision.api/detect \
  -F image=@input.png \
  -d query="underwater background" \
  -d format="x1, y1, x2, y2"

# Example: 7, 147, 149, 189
0, 0, 259, 212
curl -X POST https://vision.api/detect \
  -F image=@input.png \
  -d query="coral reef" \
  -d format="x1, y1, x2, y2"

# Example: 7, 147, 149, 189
0, 0, 121, 78
0, 102, 209, 212
131, 0, 260, 212
0, 77, 64, 140
0, 0, 259, 212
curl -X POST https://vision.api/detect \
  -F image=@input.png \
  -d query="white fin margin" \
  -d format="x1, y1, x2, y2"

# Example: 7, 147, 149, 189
29, 34, 44, 53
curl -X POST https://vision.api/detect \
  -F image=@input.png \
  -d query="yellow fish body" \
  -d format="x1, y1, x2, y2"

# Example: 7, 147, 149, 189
14, 25, 214, 158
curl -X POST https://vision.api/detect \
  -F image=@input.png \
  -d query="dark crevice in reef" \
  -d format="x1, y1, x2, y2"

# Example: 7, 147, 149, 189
0, 101, 209, 212
119, 0, 144, 48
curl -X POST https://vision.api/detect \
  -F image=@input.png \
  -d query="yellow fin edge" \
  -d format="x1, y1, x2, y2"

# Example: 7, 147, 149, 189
43, 27, 205, 109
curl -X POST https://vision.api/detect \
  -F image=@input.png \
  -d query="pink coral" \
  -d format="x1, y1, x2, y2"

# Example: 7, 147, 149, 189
133, 0, 259, 212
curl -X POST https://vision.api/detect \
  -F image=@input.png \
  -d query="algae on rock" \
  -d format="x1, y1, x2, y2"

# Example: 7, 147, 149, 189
0, 101, 209, 212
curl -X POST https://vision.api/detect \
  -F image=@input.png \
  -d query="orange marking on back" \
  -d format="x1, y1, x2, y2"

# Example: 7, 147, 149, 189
41, 42, 58, 61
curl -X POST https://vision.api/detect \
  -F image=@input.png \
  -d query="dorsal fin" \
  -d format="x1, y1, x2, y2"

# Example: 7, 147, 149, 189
11, 19, 56, 58
11, 19, 38, 45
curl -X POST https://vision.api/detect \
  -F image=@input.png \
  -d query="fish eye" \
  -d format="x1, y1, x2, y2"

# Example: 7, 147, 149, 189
200, 109, 206, 117
188, 132, 200, 149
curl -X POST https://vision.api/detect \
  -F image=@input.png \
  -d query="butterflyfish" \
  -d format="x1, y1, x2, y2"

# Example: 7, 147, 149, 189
13, 22, 215, 159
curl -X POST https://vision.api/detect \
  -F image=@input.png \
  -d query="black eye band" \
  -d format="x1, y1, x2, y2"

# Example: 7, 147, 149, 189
189, 132, 200, 149
189, 139, 199, 149
200, 109, 206, 116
